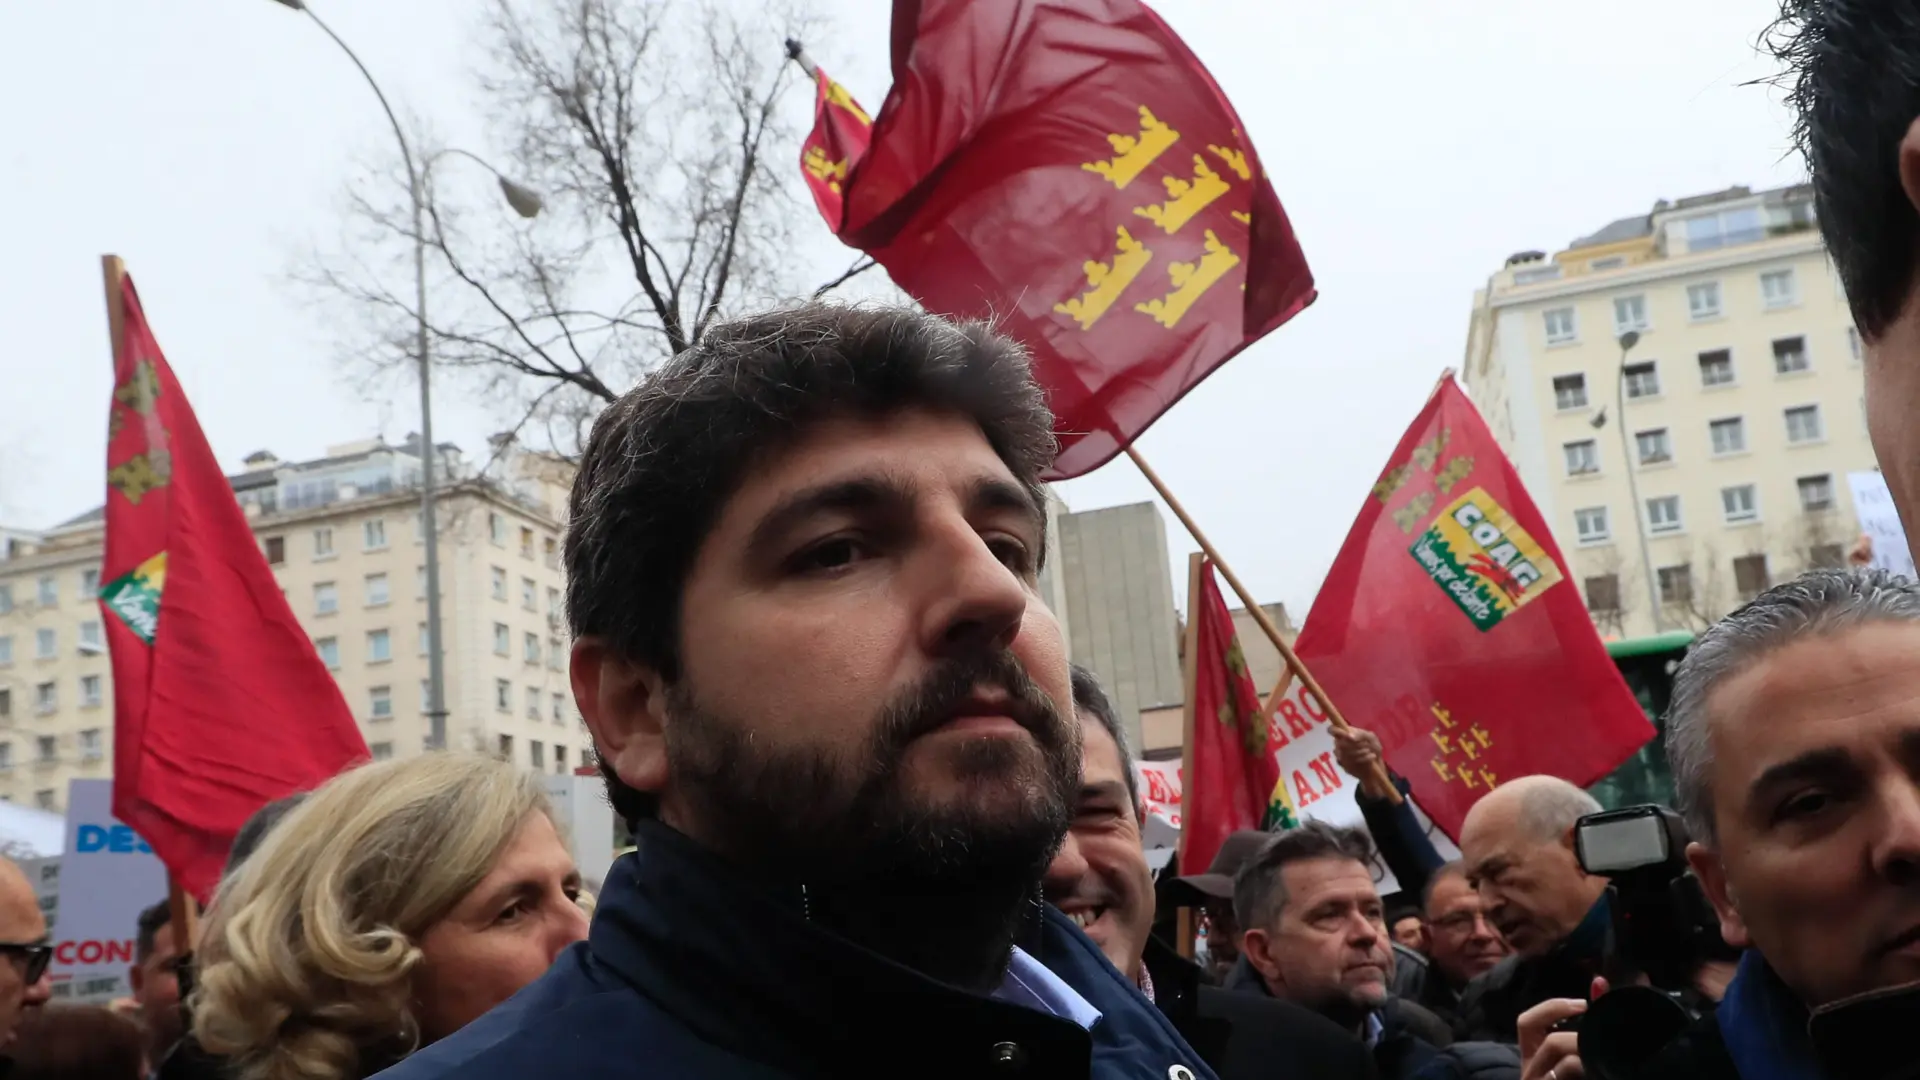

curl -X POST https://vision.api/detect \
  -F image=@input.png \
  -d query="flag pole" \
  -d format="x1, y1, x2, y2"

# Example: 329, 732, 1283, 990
1175, 551, 1204, 959
1127, 446, 1401, 803
103, 253, 203, 949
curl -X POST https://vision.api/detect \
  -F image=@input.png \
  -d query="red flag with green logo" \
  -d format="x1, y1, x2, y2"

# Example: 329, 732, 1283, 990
1181, 560, 1296, 875
1292, 379, 1652, 839
101, 264, 367, 902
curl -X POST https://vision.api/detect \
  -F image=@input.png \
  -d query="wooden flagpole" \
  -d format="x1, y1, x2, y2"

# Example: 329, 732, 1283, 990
103, 253, 202, 951
1174, 551, 1205, 959
1127, 446, 1400, 803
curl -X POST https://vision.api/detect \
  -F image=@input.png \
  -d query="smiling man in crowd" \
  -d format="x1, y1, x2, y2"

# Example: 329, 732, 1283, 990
376, 304, 1211, 1080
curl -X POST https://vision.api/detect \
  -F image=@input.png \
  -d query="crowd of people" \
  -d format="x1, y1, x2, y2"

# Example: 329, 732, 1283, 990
1, 2, 1919, 1075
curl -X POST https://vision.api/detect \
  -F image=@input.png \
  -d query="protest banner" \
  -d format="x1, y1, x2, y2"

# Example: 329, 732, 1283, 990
48, 779, 166, 1004
1848, 471, 1916, 580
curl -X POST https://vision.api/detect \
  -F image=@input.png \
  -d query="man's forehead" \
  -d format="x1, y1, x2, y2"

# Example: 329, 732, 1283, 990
1705, 624, 1920, 776
1078, 716, 1125, 781
746, 408, 1021, 493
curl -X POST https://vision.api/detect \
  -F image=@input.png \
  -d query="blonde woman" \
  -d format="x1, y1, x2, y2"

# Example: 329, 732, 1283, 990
192, 753, 590, 1080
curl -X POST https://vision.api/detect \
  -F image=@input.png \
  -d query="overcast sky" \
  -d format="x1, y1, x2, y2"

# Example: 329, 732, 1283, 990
0, 0, 1804, 619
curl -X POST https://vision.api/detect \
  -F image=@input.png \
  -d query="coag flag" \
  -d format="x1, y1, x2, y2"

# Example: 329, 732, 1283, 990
798, 64, 873, 232
1293, 378, 1652, 839
801, 0, 1315, 480
101, 260, 367, 901
1182, 559, 1296, 875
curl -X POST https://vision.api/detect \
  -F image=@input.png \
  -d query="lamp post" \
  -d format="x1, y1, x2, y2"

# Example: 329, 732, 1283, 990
1608, 330, 1666, 632
271, 0, 543, 750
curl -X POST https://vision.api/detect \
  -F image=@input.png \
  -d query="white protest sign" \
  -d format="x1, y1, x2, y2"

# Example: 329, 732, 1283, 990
48, 780, 166, 1004
1848, 471, 1915, 580
543, 771, 615, 893
1136, 760, 1182, 872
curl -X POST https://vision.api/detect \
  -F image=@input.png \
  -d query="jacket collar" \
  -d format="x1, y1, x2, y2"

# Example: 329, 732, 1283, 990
590, 819, 1093, 1070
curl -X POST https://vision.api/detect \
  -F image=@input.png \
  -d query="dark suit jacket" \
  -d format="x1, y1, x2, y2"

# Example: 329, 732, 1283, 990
1146, 938, 1380, 1080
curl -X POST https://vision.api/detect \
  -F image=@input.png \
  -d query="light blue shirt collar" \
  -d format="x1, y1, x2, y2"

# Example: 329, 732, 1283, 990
993, 946, 1104, 1030
1365, 1010, 1385, 1048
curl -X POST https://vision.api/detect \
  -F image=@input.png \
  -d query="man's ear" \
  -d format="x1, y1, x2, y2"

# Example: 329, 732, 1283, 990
571, 637, 671, 802
1898, 117, 1920, 219
1686, 840, 1751, 950
1240, 927, 1282, 984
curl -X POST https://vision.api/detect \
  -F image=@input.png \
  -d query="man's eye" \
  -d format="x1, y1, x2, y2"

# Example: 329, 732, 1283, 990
794, 538, 869, 573
1777, 789, 1834, 822
988, 537, 1033, 574
495, 901, 528, 926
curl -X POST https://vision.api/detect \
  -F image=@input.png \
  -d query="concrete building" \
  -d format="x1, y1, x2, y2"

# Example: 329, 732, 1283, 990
1464, 183, 1873, 640
0, 437, 582, 813
1054, 501, 1184, 751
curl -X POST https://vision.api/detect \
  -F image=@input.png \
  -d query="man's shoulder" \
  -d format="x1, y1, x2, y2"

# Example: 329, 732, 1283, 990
1194, 985, 1375, 1072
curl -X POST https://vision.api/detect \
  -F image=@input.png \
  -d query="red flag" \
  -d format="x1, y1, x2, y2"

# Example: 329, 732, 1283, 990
101, 264, 367, 901
798, 65, 873, 232
1181, 560, 1297, 875
815, 0, 1315, 481
1293, 379, 1652, 840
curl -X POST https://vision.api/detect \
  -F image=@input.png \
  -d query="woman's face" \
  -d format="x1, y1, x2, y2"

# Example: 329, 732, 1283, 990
411, 811, 589, 1044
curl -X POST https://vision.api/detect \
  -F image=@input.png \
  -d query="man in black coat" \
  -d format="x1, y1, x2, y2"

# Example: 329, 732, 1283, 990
1044, 666, 1379, 1080
376, 305, 1211, 1080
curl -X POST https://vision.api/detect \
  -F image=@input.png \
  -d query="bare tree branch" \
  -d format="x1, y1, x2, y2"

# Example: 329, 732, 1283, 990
812, 256, 879, 299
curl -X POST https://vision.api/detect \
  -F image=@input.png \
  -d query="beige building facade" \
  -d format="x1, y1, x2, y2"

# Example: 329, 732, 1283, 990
0, 437, 584, 813
1464, 183, 1874, 640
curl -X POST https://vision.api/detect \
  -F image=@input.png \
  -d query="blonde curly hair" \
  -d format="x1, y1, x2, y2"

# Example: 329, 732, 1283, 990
192, 753, 560, 1080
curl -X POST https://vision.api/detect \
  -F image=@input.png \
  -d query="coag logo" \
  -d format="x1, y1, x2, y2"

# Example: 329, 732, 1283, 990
74, 825, 153, 855
1407, 487, 1563, 631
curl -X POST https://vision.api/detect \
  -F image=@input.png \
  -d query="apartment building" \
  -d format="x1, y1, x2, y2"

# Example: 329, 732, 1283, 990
0, 436, 582, 812
1464, 183, 1874, 640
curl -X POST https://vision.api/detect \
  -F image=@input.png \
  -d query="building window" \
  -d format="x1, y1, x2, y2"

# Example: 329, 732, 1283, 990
1573, 507, 1610, 544
548, 639, 564, 671
1798, 474, 1835, 512
0, 742, 10, 768
1612, 295, 1650, 334
1657, 565, 1694, 605
33, 790, 54, 811
495, 679, 512, 712
1544, 307, 1577, 344
36, 576, 55, 607
1721, 484, 1759, 524
86, 617, 115, 651
1563, 440, 1600, 477
420, 680, 432, 714
544, 537, 559, 569
524, 633, 541, 664
527, 686, 541, 719
1684, 207, 1764, 251
314, 582, 338, 616
418, 622, 430, 656
370, 741, 394, 761
520, 527, 535, 560
0, 689, 9, 719
555, 744, 568, 772
36, 736, 56, 764
490, 513, 507, 546
33, 683, 55, 715
80, 568, 99, 596
493, 623, 510, 656
370, 685, 393, 720
1773, 336, 1810, 375
1733, 555, 1771, 599
547, 587, 562, 615
1698, 349, 1734, 387
0, 637, 12, 666
1810, 543, 1847, 569
1552, 374, 1587, 411
1623, 361, 1660, 399
416, 565, 428, 599
265, 536, 286, 565
316, 637, 340, 670
553, 692, 567, 722
1709, 416, 1746, 456
0, 585, 11, 615
367, 629, 392, 664
364, 518, 388, 551
1646, 495, 1682, 535
1849, 327, 1862, 362
1785, 405, 1824, 444
491, 567, 508, 601
497, 733, 514, 760
1634, 429, 1672, 466
365, 573, 390, 607
1686, 281, 1722, 320
522, 578, 537, 611
1760, 268, 1798, 309
314, 528, 335, 558
35, 629, 55, 660
79, 675, 102, 708
531, 740, 545, 769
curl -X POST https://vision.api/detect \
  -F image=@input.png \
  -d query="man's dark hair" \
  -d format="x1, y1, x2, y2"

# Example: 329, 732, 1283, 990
1069, 664, 1139, 816
1231, 820, 1376, 935
1767, 2, 1920, 337
136, 900, 170, 963
565, 303, 1058, 825
223, 792, 309, 880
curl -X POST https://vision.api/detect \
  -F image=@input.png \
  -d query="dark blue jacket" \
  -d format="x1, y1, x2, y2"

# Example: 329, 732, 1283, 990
373, 820, 1216, 1080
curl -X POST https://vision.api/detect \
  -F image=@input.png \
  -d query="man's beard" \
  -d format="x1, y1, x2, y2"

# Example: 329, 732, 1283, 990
663, 649, 1079, 992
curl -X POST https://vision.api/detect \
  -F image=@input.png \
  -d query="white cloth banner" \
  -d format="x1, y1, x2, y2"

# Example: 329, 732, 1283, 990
48, 780, 166, 1004
1848, 471, 1915, 580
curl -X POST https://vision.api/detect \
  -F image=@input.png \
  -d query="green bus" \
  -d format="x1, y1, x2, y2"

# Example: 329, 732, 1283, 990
1587, 630, 1694, 809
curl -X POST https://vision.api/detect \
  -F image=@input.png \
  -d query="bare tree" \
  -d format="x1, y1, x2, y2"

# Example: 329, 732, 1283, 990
1669, 540, 1730, 632
301, 0, 868, 454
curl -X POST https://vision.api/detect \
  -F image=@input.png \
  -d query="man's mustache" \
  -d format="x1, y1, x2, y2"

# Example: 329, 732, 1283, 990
876, 650, 1063, 749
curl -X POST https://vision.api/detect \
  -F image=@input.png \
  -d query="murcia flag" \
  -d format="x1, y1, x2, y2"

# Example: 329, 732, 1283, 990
101, 261, 367, 901
1293, 378, 1651, 838
798, 65, 873, 232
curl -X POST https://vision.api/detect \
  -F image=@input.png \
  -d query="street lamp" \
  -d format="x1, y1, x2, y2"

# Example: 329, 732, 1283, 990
271, 0, 544, 750
1608, 330, 1667, 632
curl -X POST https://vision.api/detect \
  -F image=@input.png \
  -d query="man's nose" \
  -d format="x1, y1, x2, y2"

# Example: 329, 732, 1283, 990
23, 972, 50, 1006
1871, 778, 1920, 887
1044, 830, 1090, 898
920, 523, 1029, 658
